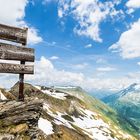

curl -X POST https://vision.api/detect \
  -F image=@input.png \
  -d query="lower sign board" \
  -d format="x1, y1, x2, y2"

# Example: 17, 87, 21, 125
0, 63, 34, 74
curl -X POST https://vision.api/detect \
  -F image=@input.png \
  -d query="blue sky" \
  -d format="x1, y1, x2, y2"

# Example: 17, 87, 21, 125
0, 0, 140, 92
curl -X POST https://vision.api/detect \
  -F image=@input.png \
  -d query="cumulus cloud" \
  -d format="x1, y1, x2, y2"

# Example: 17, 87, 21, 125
0, 0, 42, 45
0, 56, 139, 91
85, 44, 92, 48
138, 62, 140, 66
27, 27, 43, 45
43, 0, 57, 4
25, 57, 138, 91
109, 19, 140, 59
96, 67, 117, 72
58, 0, 123, 42
96, 58, 107, 64
0, 0, 28, 26
49, 56, 59, 60
24, 56, 85, 88
126, 0, 140, 14
126, 0, 140, 9
73, 63, 88, 70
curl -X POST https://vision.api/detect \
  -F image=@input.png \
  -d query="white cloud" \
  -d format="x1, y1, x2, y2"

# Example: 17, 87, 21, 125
25, 57, 115, 89
127, 72, 140, 79
58, 9, 63, 18
126, 8, 135, 14
96, 58, 107, 64
126, 0, 140, 9
28, 27, 43, 45
26, 57, 120, 91
43, 0, 57, 5
25, 57, 134, 92
96, 67, 116, 72
85, 44, 92, 48
109, 19, 140, 59
137, 62, 140, 66
0, 74, 18, 89
58, 0, 123, 42
73, 63, 88, 69
26, 56, 85, 87
0, 56, 139, 92
49, 56, 59, 60
0, 0, 28, 26
0, 0, 42, 45
126, 0, 140, 14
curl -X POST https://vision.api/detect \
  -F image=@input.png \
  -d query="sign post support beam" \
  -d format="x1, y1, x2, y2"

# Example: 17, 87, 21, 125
18, 27, 27, 101
18, 61, 25, 101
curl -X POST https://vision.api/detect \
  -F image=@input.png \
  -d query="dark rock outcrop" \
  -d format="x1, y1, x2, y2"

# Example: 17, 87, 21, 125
0, 98, 43, 140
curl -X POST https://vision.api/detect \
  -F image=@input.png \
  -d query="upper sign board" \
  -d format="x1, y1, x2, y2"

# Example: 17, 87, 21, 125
0, 24, 27, 45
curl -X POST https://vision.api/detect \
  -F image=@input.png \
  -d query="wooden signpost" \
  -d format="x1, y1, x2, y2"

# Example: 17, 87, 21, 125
0, 23, 34, 101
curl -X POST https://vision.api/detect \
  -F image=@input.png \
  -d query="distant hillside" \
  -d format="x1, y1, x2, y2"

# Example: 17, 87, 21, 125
102, 83, 140, 135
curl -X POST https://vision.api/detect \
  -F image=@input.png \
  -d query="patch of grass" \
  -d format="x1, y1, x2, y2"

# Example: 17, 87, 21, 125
61, 115, 74, 122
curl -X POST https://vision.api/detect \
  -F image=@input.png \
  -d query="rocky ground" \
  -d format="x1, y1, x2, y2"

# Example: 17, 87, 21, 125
0, 98, 45, 139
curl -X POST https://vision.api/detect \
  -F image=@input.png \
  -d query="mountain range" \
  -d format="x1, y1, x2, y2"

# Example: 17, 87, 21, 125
0, 83, 139, 139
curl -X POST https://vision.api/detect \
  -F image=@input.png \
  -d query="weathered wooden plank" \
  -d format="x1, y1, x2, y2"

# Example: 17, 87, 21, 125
0, 63, 34, 74
0, 43, 34, 62
0, 24, 27, 45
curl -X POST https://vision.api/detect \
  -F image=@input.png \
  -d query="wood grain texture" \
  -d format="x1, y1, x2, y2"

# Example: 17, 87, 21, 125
0, 63, 34, 74
0, 43, 34, 62
0, 24, 27, 45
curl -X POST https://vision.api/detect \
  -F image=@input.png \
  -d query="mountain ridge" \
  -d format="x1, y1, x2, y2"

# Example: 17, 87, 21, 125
102, 83, 139, 103
102, 83, 140, 136
0, 83, 138, 140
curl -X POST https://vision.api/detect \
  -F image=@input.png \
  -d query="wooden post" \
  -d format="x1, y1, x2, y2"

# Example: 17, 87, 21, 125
18, 28, 28, 101
18, 61, 25, 101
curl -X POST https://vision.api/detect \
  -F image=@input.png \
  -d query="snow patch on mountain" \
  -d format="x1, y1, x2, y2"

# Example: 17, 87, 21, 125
134, 84, 140, 90
38, 118, 54, 135
43, 103, 73, 129
42, 103, 124, 140
35, 86, 67, 100
53, 112, 74, 129
71, 107, 116, 140
55, 86, 77, 89
34, 86, 41, 90
43, 90, 67, 100
115, 83, 140, 103
0, 90, 7, 100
